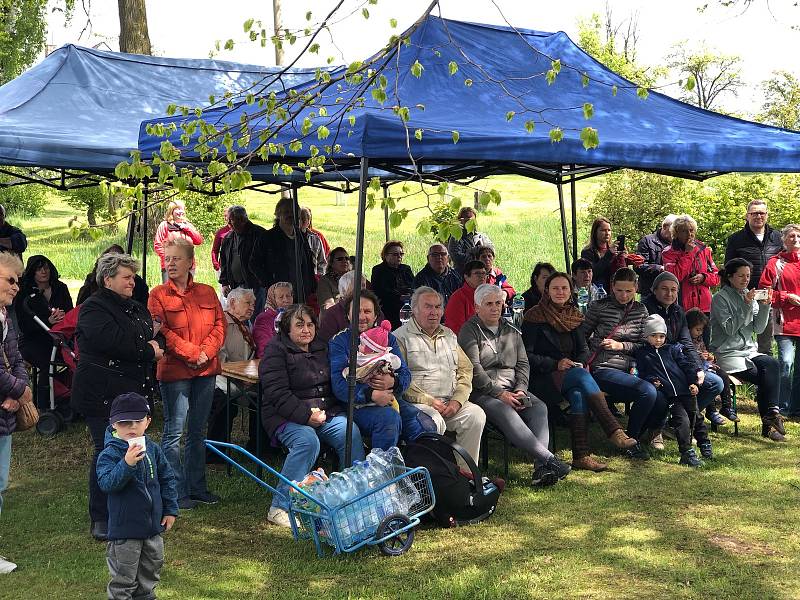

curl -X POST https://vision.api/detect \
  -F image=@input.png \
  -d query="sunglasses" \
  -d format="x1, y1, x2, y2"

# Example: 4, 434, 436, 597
3, 276, 20, 287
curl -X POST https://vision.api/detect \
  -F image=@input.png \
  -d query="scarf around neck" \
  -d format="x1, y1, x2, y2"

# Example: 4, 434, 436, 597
524, 293, 584, 333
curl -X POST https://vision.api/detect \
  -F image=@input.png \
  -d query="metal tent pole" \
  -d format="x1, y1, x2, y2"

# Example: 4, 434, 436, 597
570, 165, 578, 261
290, 185, 305, 302
141, 184, 149, 281
556, 177, 570, 272
345, 157, 369, 466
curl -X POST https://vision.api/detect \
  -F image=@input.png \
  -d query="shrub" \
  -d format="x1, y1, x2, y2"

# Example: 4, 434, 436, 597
0, 169, 47, 217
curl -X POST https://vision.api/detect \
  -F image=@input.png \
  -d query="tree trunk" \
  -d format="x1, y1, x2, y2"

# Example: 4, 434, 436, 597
118, 0, 152, 55
273, 0, 284, 66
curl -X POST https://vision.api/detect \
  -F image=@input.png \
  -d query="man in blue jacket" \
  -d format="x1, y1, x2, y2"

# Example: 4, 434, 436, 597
96, 393, 178, 599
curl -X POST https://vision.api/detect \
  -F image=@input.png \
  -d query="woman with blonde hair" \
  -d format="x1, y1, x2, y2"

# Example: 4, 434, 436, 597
153, 199, 203, 282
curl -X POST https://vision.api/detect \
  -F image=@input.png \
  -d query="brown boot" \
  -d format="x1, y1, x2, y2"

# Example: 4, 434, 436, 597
587, 392, 637, 449
569, 414, 608, 472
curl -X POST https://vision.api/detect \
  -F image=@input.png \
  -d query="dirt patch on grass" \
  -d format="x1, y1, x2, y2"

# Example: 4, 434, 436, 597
709, 534, 778, 556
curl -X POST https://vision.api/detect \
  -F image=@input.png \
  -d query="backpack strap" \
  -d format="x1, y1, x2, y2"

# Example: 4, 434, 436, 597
415, 432, 493, 500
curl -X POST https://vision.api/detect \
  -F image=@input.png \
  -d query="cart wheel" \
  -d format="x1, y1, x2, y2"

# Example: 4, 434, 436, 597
56, 404, 75, 423
36, 411, 63, 438
377, 513, 414, 556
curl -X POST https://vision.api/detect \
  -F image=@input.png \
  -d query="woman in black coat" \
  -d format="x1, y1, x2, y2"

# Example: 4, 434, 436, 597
370, 241, 414, 329
71, 253, 164, 541
76, 244, 149, 306
259, 304, 365, 528
13, 255, 73, 409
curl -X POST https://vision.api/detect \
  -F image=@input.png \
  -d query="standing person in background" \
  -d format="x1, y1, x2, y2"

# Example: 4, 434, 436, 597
149, 239, 225, 510
299, 207, 328, 276
760, 224, 800, 417
211, 206, 233, 305
153, 200, 203, 283
219, 206, 271, 317
726, 199, 783, 355
522, 262, 555, 311
581, 217, 627, 292
444, 260, 489, 335
636, 214, 677, 298
316, 247, 352, 313
413, 243, 463, 307
262, 198, 316, 304
371, 241, 414, 330
448, 207, 492, 275
0, 205, 27, 260
662, 215, 720, 338
475, 245, 515, 302
303, 206, 330, 256
0, 252, 29, 574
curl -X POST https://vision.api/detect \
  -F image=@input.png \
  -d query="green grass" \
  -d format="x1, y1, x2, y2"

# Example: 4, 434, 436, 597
5, 399, 800, 599
6, 175, 800, 598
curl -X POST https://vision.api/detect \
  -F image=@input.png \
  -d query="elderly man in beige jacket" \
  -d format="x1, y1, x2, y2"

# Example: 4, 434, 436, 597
393, 286, 486, 462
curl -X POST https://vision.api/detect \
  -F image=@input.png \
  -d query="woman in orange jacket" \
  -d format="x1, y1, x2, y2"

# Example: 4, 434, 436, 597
148, 238, 225, 510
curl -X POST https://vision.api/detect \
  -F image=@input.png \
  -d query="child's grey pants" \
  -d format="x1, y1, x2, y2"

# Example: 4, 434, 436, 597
107, 535, 164, 599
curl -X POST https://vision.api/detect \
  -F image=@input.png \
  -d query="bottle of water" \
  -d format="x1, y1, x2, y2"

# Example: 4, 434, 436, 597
502, 304, 513, 325
398, 297, 412, 325
577, 287, 589, 314
512, 293, 525, 327
329, 472, 362, 546
592, 284, 607, 303
273, 308, 285, 333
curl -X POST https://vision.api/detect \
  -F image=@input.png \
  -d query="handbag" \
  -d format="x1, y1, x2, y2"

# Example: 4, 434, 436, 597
1, 344, 38, 431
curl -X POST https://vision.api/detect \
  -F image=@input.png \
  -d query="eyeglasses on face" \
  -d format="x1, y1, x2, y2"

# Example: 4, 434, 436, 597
748, 212, 767, 217
387, 251, 405, 257
334, 256, 350, 262
429, 252, 448, 258
3, 276, 20, 287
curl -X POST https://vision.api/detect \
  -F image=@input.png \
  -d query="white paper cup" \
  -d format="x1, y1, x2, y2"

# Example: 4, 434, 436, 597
127, 436, 146, 452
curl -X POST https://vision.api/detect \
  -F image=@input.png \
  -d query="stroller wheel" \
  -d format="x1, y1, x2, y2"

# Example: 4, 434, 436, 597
36, 411, 63, 438
55, 404, 75, 423
377, 513, 414, 556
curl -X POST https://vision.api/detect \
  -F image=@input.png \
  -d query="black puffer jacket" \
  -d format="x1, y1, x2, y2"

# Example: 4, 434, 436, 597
724, 223, 783, 288
522, 321, 590, 403
259, 333, 341, 439
71, 288, 162, 418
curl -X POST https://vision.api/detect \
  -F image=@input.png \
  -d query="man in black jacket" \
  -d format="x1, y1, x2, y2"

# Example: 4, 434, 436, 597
724, 199, 783, 354
635, 214, 676, 299
412, 243, 462, 307
219, 206, 270, 316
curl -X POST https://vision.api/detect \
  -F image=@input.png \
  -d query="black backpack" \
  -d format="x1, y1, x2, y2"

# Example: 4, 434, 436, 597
403, 433, 501, 527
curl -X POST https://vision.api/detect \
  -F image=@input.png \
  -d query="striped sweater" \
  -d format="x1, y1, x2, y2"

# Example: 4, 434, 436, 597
581, 296, 648, 372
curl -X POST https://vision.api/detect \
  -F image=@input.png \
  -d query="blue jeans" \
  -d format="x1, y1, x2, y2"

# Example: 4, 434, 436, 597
561, 367, 600, 415
353, 405, 402, 450
272, 415, 365, 511
698, 371, 724, 411
160, 375, 216, 499
398, 399, 437, 442
0, 434, 10, 516
776, 335, 800, 415
592, 368, 664, 440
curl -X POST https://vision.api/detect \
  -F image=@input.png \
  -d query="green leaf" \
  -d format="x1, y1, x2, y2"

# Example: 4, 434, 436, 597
524, 120, 535, 134
583, 102, 594, 120
636, 87, 649, 100
465, 217, 477, 233
224, 39, 234, 51
451, 130, 460, 144
437, 182, 449, 197
309, 43, 320, 54
390, 18, 398, 28
397, 107, 410, 122
410, 60, 424, 78
612, 85, 618, 97
549, 127, 564, 143
389, 211, 403, 228
348, 115, 356, 126
551, 59, 561, 74
306, 11, 312, 21
581, 73, 589, 88
505, 111, 515, 121
318, 107, 328, 117
243, 18, 254, 32
166, 103, 177, 116
362, 8, 369, 19
448, 61, 458, 76
371, 88, 387, 104
685, 74, 697, 92
580, 126, 600, 150
317, 125, 330, 140
546, 69, 557, 85
464, 78, 473, 87
414, 128, 423, 140
245, 93, 254, 105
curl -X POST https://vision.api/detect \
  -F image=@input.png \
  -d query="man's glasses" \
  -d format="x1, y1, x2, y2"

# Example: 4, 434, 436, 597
429, 252, 448, 258
748, 212, 767, 217
3, 276, 19, 287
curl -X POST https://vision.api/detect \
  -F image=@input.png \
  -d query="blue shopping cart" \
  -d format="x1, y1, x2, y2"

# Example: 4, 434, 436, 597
206, 440, 436, 557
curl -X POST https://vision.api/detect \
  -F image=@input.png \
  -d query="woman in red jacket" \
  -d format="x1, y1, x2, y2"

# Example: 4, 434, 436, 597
760, 224, 800, 416
153, 200, 204, 283
149, 238, 225, 510
662, 214, 720, 322
444, 260, 488, 334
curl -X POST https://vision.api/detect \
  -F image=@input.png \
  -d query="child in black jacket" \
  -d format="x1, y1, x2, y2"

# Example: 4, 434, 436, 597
635, 315, 704, 467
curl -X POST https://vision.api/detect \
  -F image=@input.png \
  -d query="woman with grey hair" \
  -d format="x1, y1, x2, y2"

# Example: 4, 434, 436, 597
458, 284, 571, 486
71, 252, 165, 541
662, 214, 720, 322
760, 223, 800, 417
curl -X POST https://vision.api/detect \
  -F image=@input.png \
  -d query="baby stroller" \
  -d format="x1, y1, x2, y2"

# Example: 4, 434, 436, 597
30, 305, 80, 437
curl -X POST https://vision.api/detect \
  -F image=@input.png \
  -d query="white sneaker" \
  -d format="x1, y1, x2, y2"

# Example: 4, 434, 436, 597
267, 507, 292, 528
0, 556, 17, 574
649, 433, 665, 451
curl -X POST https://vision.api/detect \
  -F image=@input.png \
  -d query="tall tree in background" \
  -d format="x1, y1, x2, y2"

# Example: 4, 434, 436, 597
118, 0, 151, 55
667, 42, 743, 110
0, 0, 49, 84
758, 70, 800, 131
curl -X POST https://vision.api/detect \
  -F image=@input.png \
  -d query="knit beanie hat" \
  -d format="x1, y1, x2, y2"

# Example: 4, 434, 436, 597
643, 314, 668, 338
651, 271, 680, 292
360, 320, 393, 353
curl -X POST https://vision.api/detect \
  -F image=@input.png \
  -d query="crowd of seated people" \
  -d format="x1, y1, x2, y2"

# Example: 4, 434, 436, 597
2, 194, 796, 570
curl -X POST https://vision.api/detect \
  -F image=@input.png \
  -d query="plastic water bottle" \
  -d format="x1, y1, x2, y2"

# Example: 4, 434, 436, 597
592, 284, 607, 303
329, 472, 362, 545
399, 298, 412, 325
273, 308, 285, 333
502, 304, 513, 325
577, 287, 589, 314
512, 293, 525, 327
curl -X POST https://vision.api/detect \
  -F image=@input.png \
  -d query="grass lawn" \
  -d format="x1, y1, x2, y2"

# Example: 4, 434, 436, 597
4, 175, 800, 599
